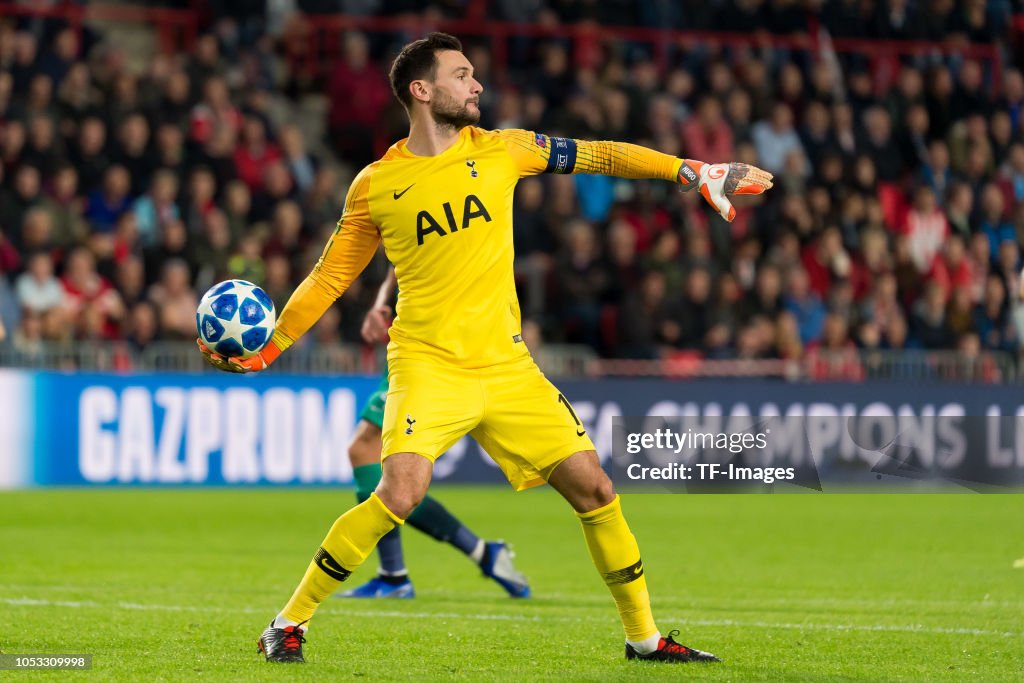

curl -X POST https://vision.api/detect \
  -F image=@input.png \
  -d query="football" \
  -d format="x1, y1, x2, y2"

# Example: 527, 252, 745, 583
196, 279, 276, 359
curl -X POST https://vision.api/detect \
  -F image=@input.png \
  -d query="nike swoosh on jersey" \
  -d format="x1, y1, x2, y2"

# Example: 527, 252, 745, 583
393, 184, 415, 200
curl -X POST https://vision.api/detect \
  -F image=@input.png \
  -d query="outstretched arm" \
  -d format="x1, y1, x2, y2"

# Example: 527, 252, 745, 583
499, 129, 773, 222
271, 217, 380, 351
199, 167, 381, 372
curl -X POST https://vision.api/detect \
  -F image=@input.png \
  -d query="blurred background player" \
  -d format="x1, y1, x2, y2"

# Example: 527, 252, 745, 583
340, 266, 530, 599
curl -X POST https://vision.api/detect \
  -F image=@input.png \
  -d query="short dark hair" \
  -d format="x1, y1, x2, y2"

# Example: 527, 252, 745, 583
389, 32, 463, 110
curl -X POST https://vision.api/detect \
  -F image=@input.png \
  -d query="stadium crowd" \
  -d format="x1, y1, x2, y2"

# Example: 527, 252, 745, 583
1, 1, 1023, 374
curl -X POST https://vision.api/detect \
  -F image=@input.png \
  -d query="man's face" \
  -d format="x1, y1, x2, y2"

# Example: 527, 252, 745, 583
426, 50, 482, 129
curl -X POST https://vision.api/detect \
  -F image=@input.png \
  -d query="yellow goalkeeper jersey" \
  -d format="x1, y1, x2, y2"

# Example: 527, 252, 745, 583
272, 126, 683, 368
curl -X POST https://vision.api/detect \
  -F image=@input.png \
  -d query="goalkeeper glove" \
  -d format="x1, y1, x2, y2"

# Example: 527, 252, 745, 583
197, 338, 282, 374
678, 160, 773, 222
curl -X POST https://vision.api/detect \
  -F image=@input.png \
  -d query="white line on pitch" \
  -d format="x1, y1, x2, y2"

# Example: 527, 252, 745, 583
3, 597, 1020, 638
5, 584, 1021, 612
528, 591, 1024, 612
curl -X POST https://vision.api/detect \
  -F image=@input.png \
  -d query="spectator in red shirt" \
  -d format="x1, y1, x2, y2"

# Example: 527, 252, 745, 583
262, 200, 304, 265
849, 227, 892, 300
61, 246, 124, 339
806, 312, 864, 381
681, 95, 734, 164
190, 75, 242, 147
901, 185, 948, 274
233, 115, 281, 191
0, 229, 22, 275
928, 234, 974, 299
327, 31, 391, 169
801, 227, 851, 299
967, 231, 991, 301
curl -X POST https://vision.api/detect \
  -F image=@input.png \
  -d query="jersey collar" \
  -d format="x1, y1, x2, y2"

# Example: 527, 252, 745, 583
391, 126, 472, 160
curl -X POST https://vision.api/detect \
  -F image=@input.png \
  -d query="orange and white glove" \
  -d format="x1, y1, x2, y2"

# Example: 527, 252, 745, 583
196, 338, 282, 374
678, 160, 773, 222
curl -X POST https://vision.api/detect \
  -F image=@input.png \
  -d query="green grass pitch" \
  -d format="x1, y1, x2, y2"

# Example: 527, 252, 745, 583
1, 488, 1022, 681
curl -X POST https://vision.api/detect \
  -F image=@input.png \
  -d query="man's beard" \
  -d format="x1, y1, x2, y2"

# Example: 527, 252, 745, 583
430, 91, 480, 130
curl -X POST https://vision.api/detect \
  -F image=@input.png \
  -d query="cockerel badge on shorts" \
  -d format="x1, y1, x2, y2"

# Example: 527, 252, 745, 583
405, 415, 416, 435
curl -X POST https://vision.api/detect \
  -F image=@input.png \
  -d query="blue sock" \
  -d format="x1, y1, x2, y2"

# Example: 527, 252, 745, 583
374, 526, 407, 576
451, 524, 481, 559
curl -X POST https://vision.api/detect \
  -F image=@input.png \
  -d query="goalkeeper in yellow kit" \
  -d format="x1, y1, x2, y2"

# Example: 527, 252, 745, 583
199, 32, 772, 664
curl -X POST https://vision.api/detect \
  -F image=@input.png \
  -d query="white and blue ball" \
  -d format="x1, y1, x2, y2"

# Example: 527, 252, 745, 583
196, 279, 276, 359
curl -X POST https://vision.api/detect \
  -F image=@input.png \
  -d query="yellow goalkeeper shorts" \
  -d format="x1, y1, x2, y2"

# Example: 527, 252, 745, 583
381, 354, 595, 490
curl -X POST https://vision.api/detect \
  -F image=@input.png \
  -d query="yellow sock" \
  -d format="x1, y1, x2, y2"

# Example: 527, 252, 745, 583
577, 495, 658, 641
281, 493, 403, 624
